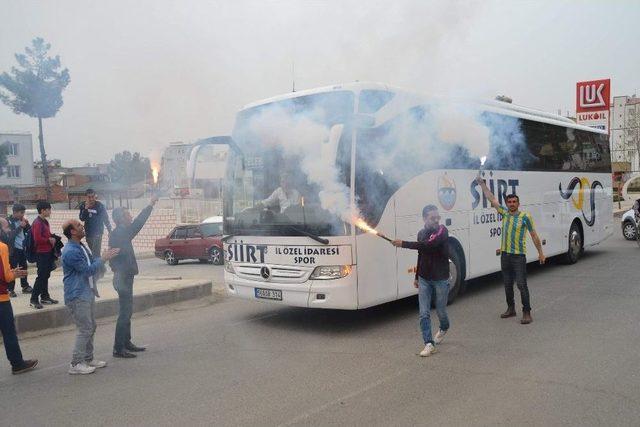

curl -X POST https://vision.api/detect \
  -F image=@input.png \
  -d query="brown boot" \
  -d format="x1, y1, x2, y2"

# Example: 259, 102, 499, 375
500, 306, 516, 318
521, 311, 532, 324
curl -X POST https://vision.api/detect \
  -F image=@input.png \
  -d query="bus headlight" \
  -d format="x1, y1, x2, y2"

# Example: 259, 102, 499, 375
224, 261, 235, 274
310, 265, 352, 280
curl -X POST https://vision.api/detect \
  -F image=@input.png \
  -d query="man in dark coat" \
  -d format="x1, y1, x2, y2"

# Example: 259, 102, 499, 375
109, 195, 157, 358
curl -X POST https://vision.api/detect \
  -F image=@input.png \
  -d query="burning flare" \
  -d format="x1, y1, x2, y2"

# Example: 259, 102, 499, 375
353, 218, 392, 242
151, 162, 160, 184
354, 218, 378, 235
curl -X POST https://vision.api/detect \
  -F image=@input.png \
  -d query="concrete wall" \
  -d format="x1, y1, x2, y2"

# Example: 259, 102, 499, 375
44, 208, 178, 254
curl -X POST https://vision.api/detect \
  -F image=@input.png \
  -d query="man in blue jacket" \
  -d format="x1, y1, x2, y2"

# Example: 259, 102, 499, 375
79, 189, 112, 257
62, 219, 119, 375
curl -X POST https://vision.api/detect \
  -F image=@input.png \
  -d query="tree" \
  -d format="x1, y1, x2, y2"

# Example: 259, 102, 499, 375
109, 151, 152, 186
0, 37, 70, 200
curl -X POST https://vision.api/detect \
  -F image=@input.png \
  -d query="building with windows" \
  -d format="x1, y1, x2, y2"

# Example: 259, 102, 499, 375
610, 95, 640, 173
159, 142, 193, 190
0, 132, 35, 186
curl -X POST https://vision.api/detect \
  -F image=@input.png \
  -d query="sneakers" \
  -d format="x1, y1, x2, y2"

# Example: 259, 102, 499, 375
419, 343, 437, 357
22, 286, 33, 294
12, 359, 38, 375
9, 291, 17, 298
41, 297, 59, 305
87, 360, 107, 368
68, 362, 96, 375
434, 329, 447, 345
30, 301, 44, 309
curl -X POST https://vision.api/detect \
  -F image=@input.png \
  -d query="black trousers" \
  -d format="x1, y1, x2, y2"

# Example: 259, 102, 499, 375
113, 272, 135, 352
500, 252, 531, 311
8, 249, 30, 292
32, 252, 54, 302
0, 301, 24, 368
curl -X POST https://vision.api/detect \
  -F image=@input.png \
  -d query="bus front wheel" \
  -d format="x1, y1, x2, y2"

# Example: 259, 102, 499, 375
447, 249, 465, 305
562, 222, 583, 264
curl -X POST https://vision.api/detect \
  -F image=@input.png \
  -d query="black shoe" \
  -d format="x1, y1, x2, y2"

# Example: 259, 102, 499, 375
125, 343, 146, 352
12, 359, 38, 374
30, 301, 43, 309
113, 351, 137, 358
9, 291, 17, 298
22, 286, 33, 294
41, 297, 59, 305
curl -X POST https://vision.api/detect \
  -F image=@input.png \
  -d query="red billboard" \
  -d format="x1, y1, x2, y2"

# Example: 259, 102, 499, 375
576, 79, 611, 132
576, 79, 610, 112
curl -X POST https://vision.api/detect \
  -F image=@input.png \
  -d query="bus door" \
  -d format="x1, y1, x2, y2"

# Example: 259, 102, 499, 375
468, 206, 502, 278
395, 213, 421, 299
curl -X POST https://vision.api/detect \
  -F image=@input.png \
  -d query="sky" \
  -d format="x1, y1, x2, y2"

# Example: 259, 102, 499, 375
1, 0, 639, 166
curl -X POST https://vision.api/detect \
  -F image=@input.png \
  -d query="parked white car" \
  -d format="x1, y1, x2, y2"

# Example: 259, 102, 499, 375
621, 209, 638, 240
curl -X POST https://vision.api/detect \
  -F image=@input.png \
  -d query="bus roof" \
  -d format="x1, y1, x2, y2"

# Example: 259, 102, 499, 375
239, 82, 607, 135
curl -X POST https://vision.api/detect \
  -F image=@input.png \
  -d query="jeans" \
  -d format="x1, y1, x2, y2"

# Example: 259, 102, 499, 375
501, 253, 531, 311
113, 272, 134, 352
8, 248, 30, 292
32, 252, 54, 302
86, 234, 103, 258
0, 301, 24, 368
68, 298, 96, 365
418, 277, 450, 345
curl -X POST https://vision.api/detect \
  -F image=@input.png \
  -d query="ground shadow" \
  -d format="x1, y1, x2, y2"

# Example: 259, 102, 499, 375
256, 296, 418, 335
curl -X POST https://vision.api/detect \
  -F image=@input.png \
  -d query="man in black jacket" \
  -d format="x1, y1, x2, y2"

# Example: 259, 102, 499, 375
109, 195, 157, 358
6, 204, 33, 297
79, 189, 112, 257
393, 204, 450, 357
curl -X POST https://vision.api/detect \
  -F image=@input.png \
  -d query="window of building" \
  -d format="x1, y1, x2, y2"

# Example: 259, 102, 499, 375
5, 143, 19, 156
7, 165, 21, 178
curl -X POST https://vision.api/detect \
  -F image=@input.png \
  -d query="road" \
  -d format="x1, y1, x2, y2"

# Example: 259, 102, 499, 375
1, 234, 639, 426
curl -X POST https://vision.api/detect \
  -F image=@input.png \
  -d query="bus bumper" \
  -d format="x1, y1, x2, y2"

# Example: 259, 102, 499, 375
225, 270, 358, 310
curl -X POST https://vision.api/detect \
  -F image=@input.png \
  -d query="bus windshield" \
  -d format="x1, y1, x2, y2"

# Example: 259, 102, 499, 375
224, 91, 354, 237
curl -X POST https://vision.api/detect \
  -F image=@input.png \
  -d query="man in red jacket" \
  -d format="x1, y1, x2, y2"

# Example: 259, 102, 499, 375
393, 204, 451, 357
30, 201, 59, 309
0, 218, 38, 374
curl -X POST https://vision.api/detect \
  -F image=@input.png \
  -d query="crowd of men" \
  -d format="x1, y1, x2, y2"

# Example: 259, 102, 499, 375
0, 189, 157, 375
1, 175, 549, 372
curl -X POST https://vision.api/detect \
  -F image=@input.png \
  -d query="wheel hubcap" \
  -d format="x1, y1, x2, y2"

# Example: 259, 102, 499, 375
210, 250, 220, 263
569, 230, 581, 257
623, 224, 636, 239
166, 252, 175, 263
448, 259, 457, 296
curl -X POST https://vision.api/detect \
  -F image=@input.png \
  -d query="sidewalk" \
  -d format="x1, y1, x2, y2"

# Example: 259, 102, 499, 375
8, 269, 222, 335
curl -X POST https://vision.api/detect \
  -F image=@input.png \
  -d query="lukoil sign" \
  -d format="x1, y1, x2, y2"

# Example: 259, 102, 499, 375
576, 79, 610, 132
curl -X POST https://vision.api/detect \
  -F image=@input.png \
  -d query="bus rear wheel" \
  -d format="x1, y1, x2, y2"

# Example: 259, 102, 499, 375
562, 222, 583, 264
447, 248, 465, 305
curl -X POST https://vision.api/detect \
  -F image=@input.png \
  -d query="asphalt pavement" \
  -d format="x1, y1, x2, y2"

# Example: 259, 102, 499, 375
1, 233, 639, 426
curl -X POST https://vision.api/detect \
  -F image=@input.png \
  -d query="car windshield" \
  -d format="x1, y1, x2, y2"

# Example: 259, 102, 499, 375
224, 91, 354, 237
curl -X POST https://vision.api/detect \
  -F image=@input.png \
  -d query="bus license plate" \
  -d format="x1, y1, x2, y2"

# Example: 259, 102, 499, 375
255, 288, 282, 301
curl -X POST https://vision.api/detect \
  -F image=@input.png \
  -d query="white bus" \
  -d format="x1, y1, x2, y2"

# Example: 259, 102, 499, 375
223, 82, 612, 309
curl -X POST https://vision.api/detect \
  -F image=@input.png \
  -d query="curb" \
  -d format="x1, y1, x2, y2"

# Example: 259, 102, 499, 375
14, 281, 212, 335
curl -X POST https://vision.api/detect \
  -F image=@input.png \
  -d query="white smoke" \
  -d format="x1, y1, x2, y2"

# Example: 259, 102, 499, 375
248, 106, 355, 221
431, 103, 491, 159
